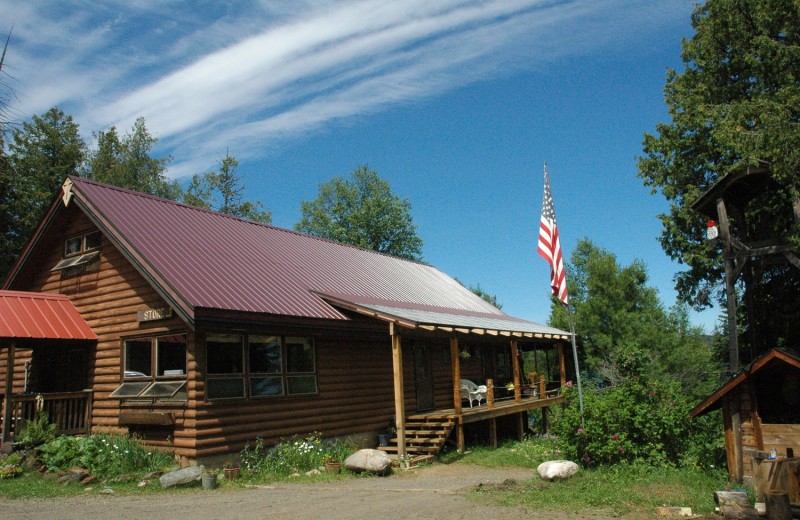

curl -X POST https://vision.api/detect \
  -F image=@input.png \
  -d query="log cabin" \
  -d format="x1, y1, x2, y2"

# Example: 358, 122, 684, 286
690, 348, 800, 502
1, 176, 572, 462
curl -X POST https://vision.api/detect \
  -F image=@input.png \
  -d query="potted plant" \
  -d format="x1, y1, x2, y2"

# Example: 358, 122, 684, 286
201, 468, 217, 489
324, 456, 341, 473
223, 460, 241, 480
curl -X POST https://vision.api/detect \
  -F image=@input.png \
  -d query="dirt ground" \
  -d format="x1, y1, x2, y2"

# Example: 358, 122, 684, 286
0, 462, 606, 520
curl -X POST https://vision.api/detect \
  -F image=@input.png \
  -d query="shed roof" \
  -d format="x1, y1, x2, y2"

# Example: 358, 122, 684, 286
690, 167, 775, 220
0, 290, 97, 341
11, 177, 566, 338
690, 348, 800, 418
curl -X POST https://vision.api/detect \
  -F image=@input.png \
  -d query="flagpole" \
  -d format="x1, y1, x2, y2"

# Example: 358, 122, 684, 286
566, 301, 585, 427
537, 162, 584, 426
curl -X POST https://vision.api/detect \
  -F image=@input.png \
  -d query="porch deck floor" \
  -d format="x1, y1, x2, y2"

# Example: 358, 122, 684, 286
409, 394, 566, 424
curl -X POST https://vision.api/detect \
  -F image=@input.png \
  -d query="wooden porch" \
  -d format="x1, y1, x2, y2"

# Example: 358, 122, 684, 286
381, 390, 566, 456
1, 391, 93, 441
388, 324, 572, 459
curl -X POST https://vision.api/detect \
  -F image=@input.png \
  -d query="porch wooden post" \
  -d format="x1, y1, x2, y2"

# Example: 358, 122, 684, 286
486, 379, 494, 409
511, 341, 521, 403
489, 418, 497, 449
390, 324, 406, 460
451, 337, 462, 415
2, 343, 16, 443
557, 343, 566, 386
450, 337, 465, 452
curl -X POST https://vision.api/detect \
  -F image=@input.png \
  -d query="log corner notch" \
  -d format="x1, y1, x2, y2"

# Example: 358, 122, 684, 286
389, 323, 406, 460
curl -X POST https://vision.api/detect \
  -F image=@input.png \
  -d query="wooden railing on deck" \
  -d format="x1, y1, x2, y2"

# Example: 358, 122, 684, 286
485, 377, 561, 408
2, 391, 93, 438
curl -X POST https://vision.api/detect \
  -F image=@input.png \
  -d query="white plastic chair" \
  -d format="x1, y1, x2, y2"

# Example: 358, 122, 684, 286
460, 379, 487, 407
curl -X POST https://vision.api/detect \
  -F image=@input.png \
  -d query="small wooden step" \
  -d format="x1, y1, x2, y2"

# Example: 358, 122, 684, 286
405, 421, 454, 429
378, 445, 440, 454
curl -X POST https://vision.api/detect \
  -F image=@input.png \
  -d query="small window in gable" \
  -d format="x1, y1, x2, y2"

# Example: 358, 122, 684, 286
54, 231, 102, 274
65, 236, 82, 256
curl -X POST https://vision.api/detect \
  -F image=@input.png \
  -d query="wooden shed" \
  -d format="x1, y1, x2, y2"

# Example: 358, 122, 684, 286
690, 348, 800, 501
1, 177, 572, 462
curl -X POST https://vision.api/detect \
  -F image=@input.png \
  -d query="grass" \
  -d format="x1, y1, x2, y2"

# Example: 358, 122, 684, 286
475, 463, 728, 518
445, 437, 731, 519
2, 434, 731, 517
0, 458, 355, 499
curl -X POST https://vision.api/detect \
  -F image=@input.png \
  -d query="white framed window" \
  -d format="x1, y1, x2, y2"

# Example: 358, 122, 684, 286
111, 334, 187, 400
53, 231, 102, 273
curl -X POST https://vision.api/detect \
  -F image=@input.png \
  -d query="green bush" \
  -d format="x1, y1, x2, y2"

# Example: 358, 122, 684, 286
17, 412, 58, 445
38, 433, 174, 478
241, 433, 357, 477
552, 345, 724, 470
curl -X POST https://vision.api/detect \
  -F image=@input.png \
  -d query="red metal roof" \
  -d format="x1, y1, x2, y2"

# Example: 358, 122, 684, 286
0, 290, 97, 341
62, 177, 565, 336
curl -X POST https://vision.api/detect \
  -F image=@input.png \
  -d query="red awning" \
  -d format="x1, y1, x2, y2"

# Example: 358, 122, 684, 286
0, 290, 97, 341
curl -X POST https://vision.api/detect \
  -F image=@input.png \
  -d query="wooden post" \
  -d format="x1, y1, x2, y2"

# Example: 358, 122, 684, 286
516, 412, 525, 441
489, 418, 497, 449
451, 337, 462, 415
717, 197, 739, 373
390, 324, 406, 460
450, 337, 464, 451
511, 341, 521, 403
528, 372, 539, 398
557, 343, 566, 387
2, 343, 16, 443
539, 375, 546, 398
765, 491, 791, 520
486, 379, 494, 409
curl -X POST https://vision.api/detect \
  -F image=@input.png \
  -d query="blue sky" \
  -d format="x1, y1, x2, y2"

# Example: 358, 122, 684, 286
1, 0, 720, 331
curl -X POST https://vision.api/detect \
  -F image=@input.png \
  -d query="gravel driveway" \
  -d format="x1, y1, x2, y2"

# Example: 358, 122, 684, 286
0, 463, 591, 520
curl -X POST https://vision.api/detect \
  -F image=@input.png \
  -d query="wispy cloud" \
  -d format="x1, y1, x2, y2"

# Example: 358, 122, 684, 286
1, 0, 688, 178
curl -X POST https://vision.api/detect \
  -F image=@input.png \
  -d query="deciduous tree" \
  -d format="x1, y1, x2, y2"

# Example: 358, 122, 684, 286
548, 240, 717, 396
295, 165, 423, 261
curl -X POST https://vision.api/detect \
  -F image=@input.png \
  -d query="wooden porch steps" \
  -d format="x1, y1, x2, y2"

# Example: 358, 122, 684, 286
378, 415, 456, 456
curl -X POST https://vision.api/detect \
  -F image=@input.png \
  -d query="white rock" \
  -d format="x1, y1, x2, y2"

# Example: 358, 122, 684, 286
344, 449, 393, 475
537, 460, 579, 480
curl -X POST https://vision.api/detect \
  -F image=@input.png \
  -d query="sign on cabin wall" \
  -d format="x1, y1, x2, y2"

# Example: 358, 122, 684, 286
137, 307, 173, 323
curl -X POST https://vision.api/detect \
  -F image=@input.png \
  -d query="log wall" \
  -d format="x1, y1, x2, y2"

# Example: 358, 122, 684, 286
2, 203, 554, 460
4, 207, 191, 452
761, 423, 800, 457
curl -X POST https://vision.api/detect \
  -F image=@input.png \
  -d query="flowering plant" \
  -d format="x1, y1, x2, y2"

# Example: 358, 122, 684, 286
223, 459, 241, 469
0, 464, 22, 479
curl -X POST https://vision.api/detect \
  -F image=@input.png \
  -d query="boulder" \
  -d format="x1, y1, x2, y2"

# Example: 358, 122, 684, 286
59, 467, 90, 483
159, 465, 205, 488
344, 449, 392, 476
537, 460, 579, 480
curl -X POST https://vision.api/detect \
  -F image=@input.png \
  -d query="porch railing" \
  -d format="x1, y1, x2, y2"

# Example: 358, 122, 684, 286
2, 390, 93, 439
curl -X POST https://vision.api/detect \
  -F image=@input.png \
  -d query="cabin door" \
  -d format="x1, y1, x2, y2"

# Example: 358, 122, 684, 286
414, 344, 435, 411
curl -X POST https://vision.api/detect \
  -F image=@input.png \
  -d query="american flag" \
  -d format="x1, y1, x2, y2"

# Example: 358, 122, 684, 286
537, 164, 569, 306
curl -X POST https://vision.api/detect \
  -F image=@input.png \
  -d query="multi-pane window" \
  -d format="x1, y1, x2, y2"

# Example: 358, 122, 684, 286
205, 333, 316, 400
52, 231, 102, 273
206, 334, 246, 399
111, 334, 187, 400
